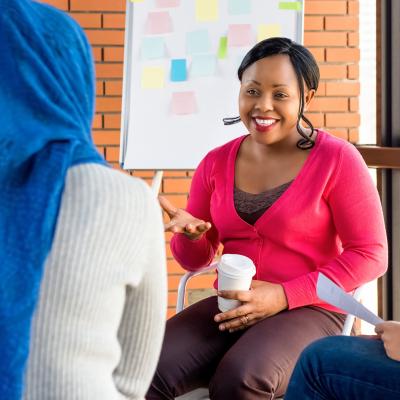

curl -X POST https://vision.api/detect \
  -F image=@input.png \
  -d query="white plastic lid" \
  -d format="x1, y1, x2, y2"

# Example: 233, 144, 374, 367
218, 254, 256, 278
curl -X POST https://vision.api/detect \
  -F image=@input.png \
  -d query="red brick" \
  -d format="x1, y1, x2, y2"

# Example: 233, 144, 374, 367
167, 259, 185, 274
349, 97, 359, 112
325, 16, 358, 31
104, 47, 125, 62
325, 113, 360, 127
93, 131, 121, 146
316, 82, 326, 96
103, 14, 126, 29
304, 16, 324, 30
329, 129, 349, 140
348, 32, 359, 47
163, 178, 192, 193
309, 47, 325, 62
105, 81, 123, 96
326, 82, 360, 96
95, 63, 124, 78
45, 0, 68, 10
86, 30, 125, 46
92, 47, 102, 62
96, 97, 122, 112
349, 128, 359, 142
304, 113, 324, 128
70, 0, 125, 12
104, 114, 121, 129
347, 64, 359, 79
347, 1, 359, 15
96, 80, 104, 96
163, 171, 188, 177
304, 32, 347, 47
305, 1, 347, 15
161, 194, 188, 209
319, 64, 347, 80
326, 48, 360, 62
92, 113, 103, 129
71, 13, 102, 28
105, 146, 120, 162
308, 97, 348, 112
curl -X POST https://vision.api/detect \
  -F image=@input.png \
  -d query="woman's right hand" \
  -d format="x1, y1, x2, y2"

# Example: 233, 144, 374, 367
158, 195, 212, 240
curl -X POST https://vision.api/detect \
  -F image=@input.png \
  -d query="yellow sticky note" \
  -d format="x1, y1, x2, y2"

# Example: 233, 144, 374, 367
196, 0, 218, 21
257, 24, 282, 42
130, 0, 144, 2
141, 66, 165, 89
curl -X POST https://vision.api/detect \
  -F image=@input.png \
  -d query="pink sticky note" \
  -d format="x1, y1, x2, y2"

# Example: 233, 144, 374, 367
156, 0, 180, 7
145, 11, 173, 35
228, 24, 253, 47
171, 92, 197, 115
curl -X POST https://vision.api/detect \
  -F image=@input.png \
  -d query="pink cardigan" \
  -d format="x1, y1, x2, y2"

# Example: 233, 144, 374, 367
171, 130, 388, 312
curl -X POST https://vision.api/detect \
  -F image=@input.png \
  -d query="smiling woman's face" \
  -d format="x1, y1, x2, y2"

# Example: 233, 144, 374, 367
239, 54, 314, 148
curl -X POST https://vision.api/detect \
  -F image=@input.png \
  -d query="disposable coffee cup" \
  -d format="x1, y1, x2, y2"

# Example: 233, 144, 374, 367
217, 254, 256, 312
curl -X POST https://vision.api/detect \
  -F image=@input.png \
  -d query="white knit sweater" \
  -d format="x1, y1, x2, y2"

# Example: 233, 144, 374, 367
23, 164, 167, 400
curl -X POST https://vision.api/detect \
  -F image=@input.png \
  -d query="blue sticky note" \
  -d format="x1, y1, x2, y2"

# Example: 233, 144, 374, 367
228, 0, 251, 15
171, 59, 187, 82
191, 54, 216, 77
141, 37, 165, 59
186, 29, 211, 55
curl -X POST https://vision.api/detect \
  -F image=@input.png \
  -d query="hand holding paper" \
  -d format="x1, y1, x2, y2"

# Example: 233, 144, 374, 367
317, 273, 383, 326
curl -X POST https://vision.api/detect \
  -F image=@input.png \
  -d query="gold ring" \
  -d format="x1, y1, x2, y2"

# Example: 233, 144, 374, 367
241, 315, 249, 326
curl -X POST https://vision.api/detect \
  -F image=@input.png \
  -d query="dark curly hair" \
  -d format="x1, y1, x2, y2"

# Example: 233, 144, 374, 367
223, 37, 320, 149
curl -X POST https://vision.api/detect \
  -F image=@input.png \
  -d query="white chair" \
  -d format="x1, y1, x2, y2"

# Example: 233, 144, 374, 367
175, 263, 364, 400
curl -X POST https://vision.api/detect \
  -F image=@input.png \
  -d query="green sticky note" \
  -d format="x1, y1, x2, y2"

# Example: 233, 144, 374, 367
218, 37, 228, 59
257, 24, 282, 42
279, 1, 302, 11
141, 66, 165, 89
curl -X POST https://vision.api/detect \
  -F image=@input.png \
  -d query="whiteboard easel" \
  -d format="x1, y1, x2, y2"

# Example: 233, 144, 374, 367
120, 0, 304, 189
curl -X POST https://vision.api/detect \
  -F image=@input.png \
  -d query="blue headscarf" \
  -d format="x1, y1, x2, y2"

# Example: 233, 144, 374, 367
0, 1, 107, 398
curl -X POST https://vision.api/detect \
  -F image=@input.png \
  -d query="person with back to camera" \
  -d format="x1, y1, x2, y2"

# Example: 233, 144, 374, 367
285, 320, 400, 399
146, 36, 388, 400
0, 1, 167, 399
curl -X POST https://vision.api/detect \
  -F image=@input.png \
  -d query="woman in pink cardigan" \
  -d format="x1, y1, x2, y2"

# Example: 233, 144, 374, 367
146, 37, 388, 400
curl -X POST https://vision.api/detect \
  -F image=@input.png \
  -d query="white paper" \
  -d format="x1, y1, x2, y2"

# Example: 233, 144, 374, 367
317, 273, 383, 326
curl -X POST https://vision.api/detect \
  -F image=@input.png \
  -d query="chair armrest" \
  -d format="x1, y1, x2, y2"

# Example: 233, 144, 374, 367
176, 262, 218, 313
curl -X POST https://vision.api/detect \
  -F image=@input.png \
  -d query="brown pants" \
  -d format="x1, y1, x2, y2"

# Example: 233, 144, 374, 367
146, 296, 346, 400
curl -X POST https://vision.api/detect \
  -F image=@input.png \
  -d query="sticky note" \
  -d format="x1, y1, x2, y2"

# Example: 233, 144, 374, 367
196, 0, 218, 21
228, 24, 253, 47
228, 0, 251, 15
217, 37, 228, 59
191, 54, 216, 77
130, 0, 144, 2
141, 37, 165, 59
171, 59, 187, 82
257, 24, 282, 42
145, 11, 173, 35
156, 0, 180, 6
279, 1, 302, 11
186, 30, 211, 55
141, 66, 165, 89
171, 91, 197, 115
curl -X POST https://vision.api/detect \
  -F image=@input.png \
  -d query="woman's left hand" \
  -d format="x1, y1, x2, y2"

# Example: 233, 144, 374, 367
214, 280, 288, 333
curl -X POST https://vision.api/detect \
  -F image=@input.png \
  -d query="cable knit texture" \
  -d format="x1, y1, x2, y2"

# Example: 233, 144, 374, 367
23, 164, 167, 400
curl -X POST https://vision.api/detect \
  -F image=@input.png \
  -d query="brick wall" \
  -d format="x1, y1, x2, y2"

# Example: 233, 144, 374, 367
43, 0, 360, 318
